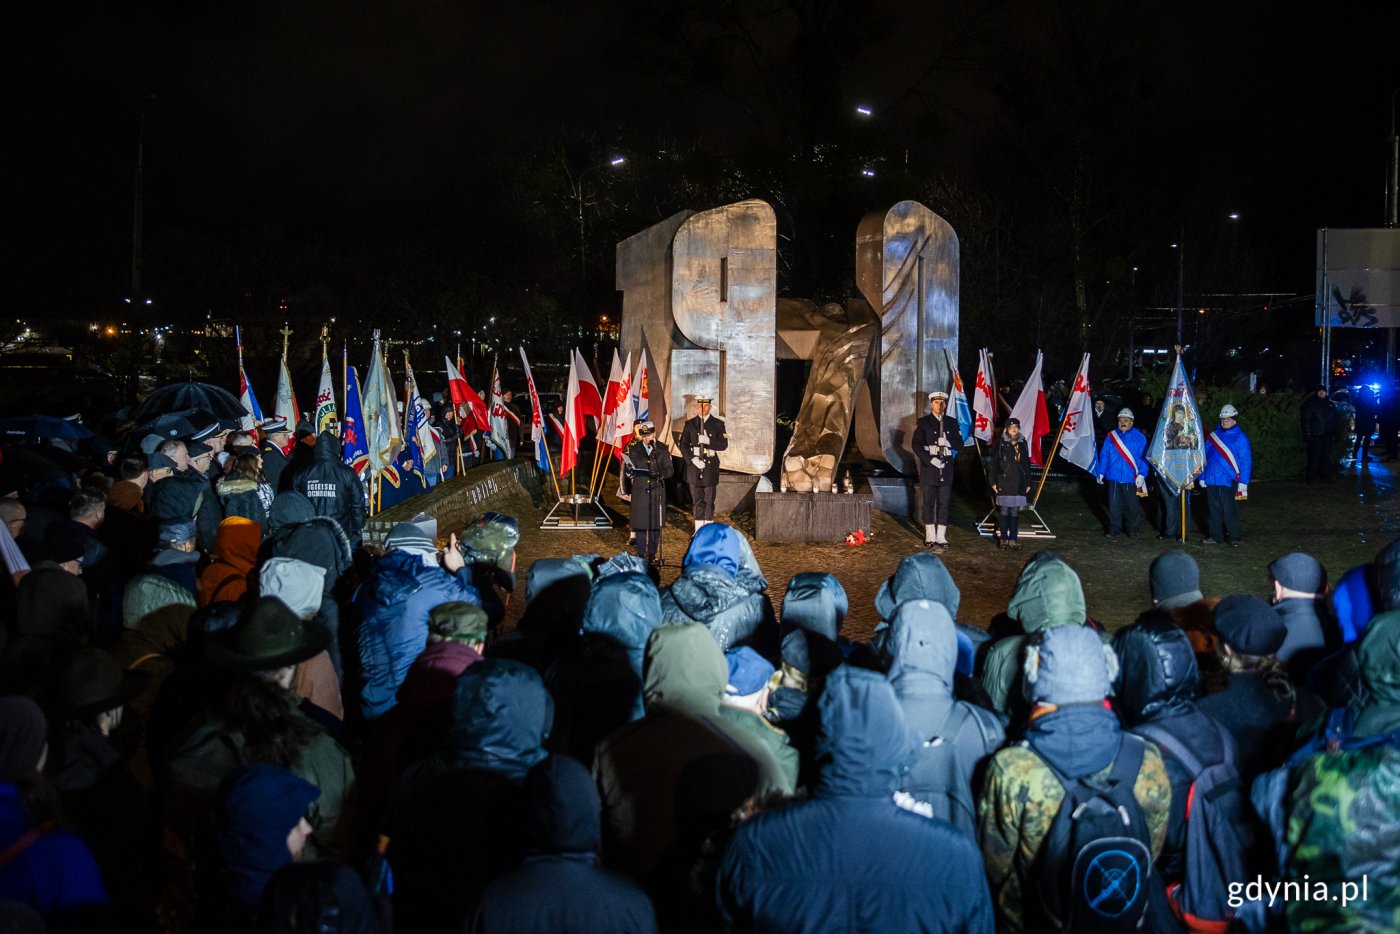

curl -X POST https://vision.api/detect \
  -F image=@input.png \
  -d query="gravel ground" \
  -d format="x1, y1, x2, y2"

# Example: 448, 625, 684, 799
496, 459, 1397, 641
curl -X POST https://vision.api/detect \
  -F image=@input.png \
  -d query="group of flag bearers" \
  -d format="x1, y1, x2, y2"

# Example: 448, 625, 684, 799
917, 349, 1253, 549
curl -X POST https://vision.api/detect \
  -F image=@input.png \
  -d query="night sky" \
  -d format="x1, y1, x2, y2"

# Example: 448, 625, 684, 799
4, 1, 1397, 333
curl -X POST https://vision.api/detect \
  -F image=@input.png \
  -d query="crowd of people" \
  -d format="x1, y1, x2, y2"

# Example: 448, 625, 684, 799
0, 413, 1397, 934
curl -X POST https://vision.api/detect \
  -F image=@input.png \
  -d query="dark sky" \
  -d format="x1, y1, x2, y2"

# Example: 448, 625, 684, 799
4, 0, 1397, 316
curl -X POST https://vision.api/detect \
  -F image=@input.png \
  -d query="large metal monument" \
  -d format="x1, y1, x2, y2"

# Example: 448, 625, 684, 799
617, 198, 959, 534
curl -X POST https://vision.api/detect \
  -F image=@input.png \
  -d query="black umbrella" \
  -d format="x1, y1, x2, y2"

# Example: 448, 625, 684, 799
131, 381, 246, 422
0, 445, 75, 485
136, 413, 198, 442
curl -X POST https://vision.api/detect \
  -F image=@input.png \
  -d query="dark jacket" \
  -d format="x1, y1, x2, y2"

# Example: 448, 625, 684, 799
260, 493, 353, 600
718, 667, 995, 934
150, 471, 222, 551
912, 411, 963, 486
1274, 596, 1331, 678
621, 439, 673, 530
545, 572, 661, 764
353, 549, 481, 719
393, 660, 552, 933
259, 438, 292, 492
1300, 392, 1338, 438
990, 433, 1032, 496
469, 756, 658, 934
1114, 615, 1236, 882
679, 413, 728, 488
1198, 669, 1322, 781
885, 600, 1005, 836
215, 476, 272, 526
289, 431, 366, 542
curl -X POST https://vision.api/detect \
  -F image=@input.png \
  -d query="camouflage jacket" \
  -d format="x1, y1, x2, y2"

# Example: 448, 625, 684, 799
1285, 743, 1400, 933
977, 740, 1171, 934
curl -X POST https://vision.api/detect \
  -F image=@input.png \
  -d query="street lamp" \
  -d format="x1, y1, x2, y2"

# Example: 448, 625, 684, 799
573, 156, 626, 283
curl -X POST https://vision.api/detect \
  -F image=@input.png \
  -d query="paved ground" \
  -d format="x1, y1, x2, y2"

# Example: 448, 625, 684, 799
497, 459, 1397, 641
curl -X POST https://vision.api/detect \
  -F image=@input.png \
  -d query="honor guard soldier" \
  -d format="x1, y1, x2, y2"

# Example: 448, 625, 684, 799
912, 390, 963, 549
680, 396, 728, 533
621, 420, 674, 566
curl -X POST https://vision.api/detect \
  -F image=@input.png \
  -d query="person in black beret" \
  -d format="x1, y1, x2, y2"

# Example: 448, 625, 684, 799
1198, 594, 1324, 780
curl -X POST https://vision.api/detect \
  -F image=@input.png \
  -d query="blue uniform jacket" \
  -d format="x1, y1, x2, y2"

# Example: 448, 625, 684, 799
1201, 423, 1252, 486
1096, 427, 1148, 483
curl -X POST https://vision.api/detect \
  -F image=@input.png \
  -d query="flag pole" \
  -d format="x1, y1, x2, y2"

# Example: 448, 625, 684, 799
1180, 490, 1187, 544
1032, 403, 1073, 508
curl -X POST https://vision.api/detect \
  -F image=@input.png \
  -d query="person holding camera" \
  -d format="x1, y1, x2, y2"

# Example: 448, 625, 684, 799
621, 421, 674, 566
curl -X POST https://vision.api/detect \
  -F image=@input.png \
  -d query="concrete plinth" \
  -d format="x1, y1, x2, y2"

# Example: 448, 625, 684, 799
715, 473, 762, 514
755, 491, 875, 542
864, 475, 916, 517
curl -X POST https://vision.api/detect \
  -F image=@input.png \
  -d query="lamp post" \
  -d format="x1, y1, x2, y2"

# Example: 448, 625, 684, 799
573, 156, 625, 284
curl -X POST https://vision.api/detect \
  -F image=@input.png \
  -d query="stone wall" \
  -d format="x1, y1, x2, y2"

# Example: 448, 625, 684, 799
363, 459, 543, 546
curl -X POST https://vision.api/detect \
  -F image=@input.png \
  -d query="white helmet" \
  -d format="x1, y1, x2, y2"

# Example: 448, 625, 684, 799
1219, 404, 1239, 419
1116, 408, 1135, 420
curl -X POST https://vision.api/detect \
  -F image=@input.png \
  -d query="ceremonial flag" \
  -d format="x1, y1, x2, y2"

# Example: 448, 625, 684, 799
403, 357, 439, 480
604, 351, 635, 450
561, 355, 582, 476
518, 347, 549, 470
1057, 353, 1097, 472
362, 334, 403, 475
597, 350, 627, 445
315, 355, 338, 433
237, 365, 264, 432
274, 355, 299, 431
1008, 351, 1051, 466
488, 359, 515, 459
1145, 354, 1206, 497
341, 365, 370, 475
947, 350, 974, 441
572, 349, 604, 428
445, 356, 489, 431
972, 349, 996, 442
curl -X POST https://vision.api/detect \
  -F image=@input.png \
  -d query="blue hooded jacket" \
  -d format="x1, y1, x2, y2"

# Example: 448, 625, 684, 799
660, 524, 769, 651
354, 549, 481, 718
718, 667, 995, 933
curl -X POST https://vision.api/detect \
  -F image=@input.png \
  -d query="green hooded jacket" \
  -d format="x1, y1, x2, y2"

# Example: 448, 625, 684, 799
980, 555, 1087, 717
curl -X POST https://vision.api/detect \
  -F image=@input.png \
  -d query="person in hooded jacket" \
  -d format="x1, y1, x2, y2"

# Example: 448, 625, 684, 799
977, 626, 1171, 934
490, 557, 591, 675
1306, 537, 1400, 710
718, 648, 800, 791
884, 599, 1004, 837
592, 624, 792, 887
871, 552, 991, 693
261, 491, 354, 671
352, 514, 479, 719
1283, 610, 1400, 932
391, 658, 552, 934
718, 666, 995, 934
1113, 612, 1236, 884
197, 763, 319, 933
979, 552, 1090, 724
545, 571, 660, 766
197, 516, 262, 606
288, 430, 366, 546
659, 523, 773, 653
764, 574, 849, 785
470, 755, 658, 934
256, 859, 383, 934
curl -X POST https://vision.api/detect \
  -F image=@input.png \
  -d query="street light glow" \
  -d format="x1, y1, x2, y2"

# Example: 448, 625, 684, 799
1228, 212, 1240, 220
855, 106, 872, 117
861, 168, 876, 177
610, 156, 625, 166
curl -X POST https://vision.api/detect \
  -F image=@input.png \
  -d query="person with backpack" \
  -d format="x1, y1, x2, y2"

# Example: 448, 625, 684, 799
1278, 609, 1400, 932
885, 599, 1004, 837
1114, 613, 1252, 930
978, 625, 1171, 934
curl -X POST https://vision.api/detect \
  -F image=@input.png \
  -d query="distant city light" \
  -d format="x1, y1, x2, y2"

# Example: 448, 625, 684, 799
609, 156, 625, 166
855, 106, 872, 116
861, 168, 876, 177
1228, 213, 1240, 220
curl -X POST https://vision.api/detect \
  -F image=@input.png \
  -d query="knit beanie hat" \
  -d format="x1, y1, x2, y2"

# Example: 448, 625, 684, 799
1150, 551, 1202, 608
1024, 625, 1118, 706
1213, 594, 1287, 656
385, 512, 438, 556
0, 697, 48, 781
1269, 552, 1325, 594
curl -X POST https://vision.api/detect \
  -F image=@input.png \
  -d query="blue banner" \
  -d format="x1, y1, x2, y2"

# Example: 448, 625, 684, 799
1145, 355, 1206, 497
341, 365, 370, 475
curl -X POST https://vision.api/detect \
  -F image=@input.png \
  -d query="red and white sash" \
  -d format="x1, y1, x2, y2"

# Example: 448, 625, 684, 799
1208, 431, 1240, 480
1108, 430, 1141, 476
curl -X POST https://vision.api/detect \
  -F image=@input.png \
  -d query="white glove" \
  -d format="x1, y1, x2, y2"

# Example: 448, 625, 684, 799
698, 432, 709, 445
937, 440, 952, 455
931, 457, 946, 470
691, 457, 706, 470
924, 445, 937, 455
1197, 478, 1207, 487
1237, 483, 1248, 500
1135, 476, 1147, 492
1096, 475, 1104, 485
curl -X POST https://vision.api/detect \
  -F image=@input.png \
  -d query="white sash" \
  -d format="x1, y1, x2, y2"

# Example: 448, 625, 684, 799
1108, 430, 1140, 476
1208, 430, 1240, 479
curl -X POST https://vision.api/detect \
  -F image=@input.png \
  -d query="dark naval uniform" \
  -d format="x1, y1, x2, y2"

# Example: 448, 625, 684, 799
680, 411, 728, 526
622, 431, 674, 563
911, 399, 962, 547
